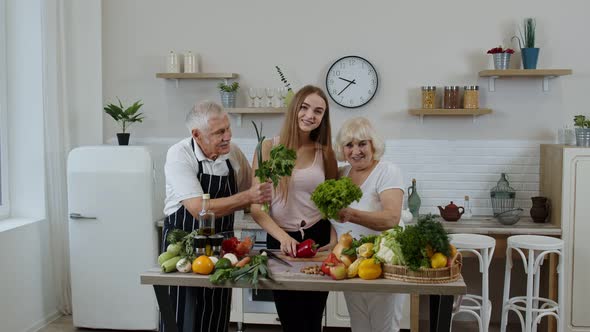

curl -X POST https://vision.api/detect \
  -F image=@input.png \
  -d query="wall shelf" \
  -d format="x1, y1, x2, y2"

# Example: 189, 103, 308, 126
409, 108, 492, 123
155, 72, 239, 87
478, 69, 572, 92
226, 107, 287, 126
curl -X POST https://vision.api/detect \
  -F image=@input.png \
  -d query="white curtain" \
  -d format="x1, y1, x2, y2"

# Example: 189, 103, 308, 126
42, 0, 72, 314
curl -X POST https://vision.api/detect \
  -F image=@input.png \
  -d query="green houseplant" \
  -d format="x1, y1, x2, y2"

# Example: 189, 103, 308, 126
275, 66, 295, 107
218, 81, 239, 108
104, 98, 145, 145
512, 18, 539, 69
574, 115, 590, 147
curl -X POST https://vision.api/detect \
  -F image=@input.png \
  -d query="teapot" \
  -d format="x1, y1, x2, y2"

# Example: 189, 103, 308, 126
438, 201, 465, 222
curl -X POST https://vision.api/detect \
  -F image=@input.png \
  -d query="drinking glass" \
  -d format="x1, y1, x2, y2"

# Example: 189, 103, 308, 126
265, 88, 275, 107
248, 88, 257, 107
255, 88, 264, 108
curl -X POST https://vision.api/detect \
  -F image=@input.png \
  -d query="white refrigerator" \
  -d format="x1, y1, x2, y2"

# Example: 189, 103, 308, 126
67, 146, 159, 330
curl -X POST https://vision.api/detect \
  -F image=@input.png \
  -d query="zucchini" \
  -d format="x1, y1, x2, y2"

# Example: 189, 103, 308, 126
161, 256, 181, 273
158, 251, 177, 265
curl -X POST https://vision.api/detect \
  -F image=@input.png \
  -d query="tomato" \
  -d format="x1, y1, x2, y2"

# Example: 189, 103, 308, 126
192, 255, 215, 275
222, 237, 239, 253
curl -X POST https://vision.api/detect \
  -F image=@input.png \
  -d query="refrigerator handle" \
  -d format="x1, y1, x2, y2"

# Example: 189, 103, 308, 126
69, 213, 97, 220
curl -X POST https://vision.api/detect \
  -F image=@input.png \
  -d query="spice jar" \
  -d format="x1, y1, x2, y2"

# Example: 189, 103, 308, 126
463, 86, 479, 109
443, 86, 460, 109
421, 86, 436, 109
209, 234, 224, 257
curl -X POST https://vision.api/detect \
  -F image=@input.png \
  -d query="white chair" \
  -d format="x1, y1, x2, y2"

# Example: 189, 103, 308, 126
450, 233, 496, 332
500, 235, 564, 332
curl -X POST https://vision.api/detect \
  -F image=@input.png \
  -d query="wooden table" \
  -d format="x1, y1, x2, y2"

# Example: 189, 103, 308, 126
141, 259, 466, 332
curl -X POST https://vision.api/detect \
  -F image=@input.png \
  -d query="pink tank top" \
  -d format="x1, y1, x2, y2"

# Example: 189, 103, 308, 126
270, 139, 325, 233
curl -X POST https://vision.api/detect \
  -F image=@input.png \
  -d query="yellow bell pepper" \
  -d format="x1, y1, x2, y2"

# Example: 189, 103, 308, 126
358, 258, 382, 280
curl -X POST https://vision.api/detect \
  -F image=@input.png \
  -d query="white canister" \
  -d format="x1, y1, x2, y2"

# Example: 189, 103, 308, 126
183, 51, 198, 73
166, 51, 180, 73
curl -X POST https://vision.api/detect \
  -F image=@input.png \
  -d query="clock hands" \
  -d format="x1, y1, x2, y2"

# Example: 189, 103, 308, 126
338, 77, 356, 84
338, 79, 356, 96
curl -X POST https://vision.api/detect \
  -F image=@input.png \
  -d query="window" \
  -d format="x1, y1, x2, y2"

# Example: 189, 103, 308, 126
0, 0, 8, 219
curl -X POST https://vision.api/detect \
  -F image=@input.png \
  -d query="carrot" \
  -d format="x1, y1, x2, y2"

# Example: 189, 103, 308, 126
235, 256, 251, 268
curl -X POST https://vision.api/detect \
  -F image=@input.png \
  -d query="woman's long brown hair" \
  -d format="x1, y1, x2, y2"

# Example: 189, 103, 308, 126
275, 85, 338, 200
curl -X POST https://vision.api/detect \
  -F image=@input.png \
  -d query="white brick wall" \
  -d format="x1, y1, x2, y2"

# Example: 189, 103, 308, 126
138, 137, 547, 217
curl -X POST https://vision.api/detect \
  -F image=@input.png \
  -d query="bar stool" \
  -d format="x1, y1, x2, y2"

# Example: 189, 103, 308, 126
449, 233, 496, 332
500, 235, 564, 332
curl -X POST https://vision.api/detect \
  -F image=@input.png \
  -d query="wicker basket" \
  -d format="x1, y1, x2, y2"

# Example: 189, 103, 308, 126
383, 252, 462, 284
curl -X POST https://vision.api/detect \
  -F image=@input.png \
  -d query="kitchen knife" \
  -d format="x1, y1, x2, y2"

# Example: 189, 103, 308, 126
259, 249, 293, 267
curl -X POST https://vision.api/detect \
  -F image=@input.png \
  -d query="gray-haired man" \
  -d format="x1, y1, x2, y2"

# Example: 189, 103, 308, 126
161, 101, 271, 332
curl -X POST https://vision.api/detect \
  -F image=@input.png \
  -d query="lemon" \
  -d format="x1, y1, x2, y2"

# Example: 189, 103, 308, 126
430, 252, 448, 269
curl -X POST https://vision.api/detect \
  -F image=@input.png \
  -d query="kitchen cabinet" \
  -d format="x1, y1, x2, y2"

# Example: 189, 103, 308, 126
540, 145, 590, 332
325, 291, 411, 329
479, 69, 572, 92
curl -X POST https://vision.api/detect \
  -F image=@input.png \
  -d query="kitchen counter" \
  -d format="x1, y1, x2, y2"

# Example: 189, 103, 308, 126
142, 260, 465, 332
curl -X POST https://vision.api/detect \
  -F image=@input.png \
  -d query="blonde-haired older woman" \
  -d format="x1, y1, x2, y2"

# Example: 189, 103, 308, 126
333, 116, 407, 332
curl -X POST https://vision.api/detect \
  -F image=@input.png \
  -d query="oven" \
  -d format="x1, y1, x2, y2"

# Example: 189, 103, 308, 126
238, 229, 280, 327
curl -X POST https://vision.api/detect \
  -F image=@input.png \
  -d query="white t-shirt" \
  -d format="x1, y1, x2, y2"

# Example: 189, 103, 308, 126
163, 137, 252, 216
331, 161, 405, 240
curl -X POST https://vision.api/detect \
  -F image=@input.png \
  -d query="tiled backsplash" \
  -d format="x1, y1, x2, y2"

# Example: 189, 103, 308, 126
137, 137, 546, 217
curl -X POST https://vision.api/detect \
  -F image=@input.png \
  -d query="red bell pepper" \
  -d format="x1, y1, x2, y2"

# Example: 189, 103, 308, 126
321, 253, 342, 276
295, 239, 319, 258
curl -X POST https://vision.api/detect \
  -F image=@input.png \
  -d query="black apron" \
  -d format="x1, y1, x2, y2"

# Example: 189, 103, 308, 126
160, 140, 237, 332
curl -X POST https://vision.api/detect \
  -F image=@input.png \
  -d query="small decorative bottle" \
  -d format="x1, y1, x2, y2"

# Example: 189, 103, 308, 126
183, 51, 196, 73
198, 194, 215, 236
166, 50, 180, 73
407, 178, 421, 219
464, 195, 473, 219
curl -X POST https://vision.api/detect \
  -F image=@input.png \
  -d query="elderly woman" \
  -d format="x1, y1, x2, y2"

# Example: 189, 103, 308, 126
333, 117, 407, 332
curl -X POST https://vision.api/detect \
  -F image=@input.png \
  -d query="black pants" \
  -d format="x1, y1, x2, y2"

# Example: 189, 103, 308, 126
266, 219, 331, 332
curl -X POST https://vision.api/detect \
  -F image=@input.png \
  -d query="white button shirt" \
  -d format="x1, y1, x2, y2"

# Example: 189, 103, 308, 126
164, 137, 252, 216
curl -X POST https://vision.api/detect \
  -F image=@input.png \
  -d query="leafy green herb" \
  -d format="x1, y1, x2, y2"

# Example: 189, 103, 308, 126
166, 229, 199, 260
574, 115, 590, 128
209, 254, 273, 289
217, 81, 239, 92
395, 214, 450, 271
310, 177, 363, 220
252, 121, 297, 212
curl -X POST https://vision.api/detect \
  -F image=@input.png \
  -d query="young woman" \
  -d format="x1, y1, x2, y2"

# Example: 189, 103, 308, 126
333, 116, 407, 332
250, 85, 338, 332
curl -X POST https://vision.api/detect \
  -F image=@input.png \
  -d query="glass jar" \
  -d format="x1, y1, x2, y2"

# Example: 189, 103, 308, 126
421, 86, 436, 109
443, 86, 460, 109
463, 85, 479, 109
193, 235, 208, 256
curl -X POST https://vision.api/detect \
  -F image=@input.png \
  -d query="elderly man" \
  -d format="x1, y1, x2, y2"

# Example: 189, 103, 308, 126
161, 101, 272, 332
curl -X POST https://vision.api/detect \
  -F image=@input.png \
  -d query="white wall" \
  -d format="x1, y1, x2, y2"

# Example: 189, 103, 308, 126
101, 0, 589, 142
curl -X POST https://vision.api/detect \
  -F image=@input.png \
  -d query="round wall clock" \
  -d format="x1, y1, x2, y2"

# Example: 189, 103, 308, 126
325, 55, 378, 108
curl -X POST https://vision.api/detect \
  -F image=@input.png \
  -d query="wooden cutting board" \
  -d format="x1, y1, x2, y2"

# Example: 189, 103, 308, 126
277, 251, 329, 262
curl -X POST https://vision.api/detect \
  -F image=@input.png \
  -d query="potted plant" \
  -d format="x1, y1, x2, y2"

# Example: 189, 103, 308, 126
574, 115, 590, 147
487, 46, 515, 70
218, 81, 239, 108
104, 98, 145, 146
512, 18, 539, 69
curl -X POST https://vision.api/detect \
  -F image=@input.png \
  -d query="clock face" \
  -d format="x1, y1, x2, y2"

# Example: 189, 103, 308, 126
325, 56, 378, 108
